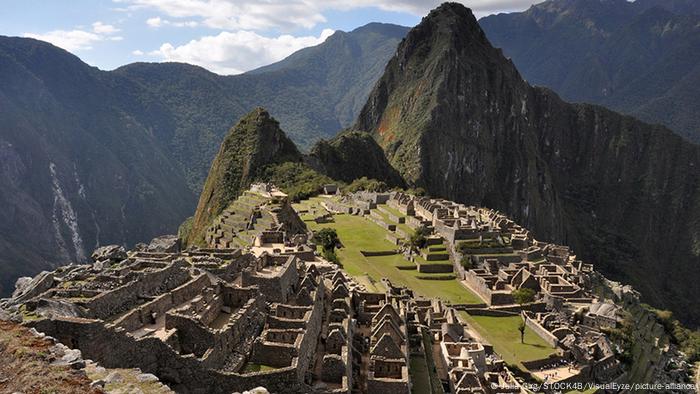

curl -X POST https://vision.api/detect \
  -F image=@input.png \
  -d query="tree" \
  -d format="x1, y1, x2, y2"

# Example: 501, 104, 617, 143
408, 225, 429, 251
346, 177, 388, 193
518, 321, 526, 344
322, 249, 341, 266
460, 255, 473, 270
313, 228, 339, 253
512, 288, 536, 305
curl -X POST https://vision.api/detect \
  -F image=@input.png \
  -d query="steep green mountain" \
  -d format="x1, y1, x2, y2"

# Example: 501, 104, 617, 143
0, 38, 196, 295
189, 108, 302, 245
356, 3, 700, 326
480, 0, 700, 142
0, 23, 408, 296
306, 131, 404, 186
114, 23, 409, 190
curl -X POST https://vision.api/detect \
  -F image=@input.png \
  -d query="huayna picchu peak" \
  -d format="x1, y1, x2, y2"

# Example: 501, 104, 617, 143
2, 2, 700, 393
188, 108, 303, 246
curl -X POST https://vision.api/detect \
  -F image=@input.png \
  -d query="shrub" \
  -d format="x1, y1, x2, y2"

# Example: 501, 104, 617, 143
460, 255, 473, 270
512, 288, 536, 305
409, 225, 430, 250
322, 249, 341, 265
345, 177, 388, 193
260, 162, 336, 202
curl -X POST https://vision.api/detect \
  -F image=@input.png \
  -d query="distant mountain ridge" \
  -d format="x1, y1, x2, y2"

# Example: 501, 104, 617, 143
0, 23, 408, 296
480, 0, 700, 142
356, 2, 700, 326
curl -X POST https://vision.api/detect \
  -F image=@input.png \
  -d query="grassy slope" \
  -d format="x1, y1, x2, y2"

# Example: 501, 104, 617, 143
0, 320, 98, 393
457, 312, 556, 368
305, 213, 481, 304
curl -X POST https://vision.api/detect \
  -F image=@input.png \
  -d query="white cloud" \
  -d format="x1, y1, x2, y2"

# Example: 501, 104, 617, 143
24, 21, 122, 52
92, 21, 120, 34
24, 30, 103, 51
150, 29, 335, 75
147, 16, 198, 28
146, 16, 163, 27
132, 49, 145, 55
116, 0, 538, 31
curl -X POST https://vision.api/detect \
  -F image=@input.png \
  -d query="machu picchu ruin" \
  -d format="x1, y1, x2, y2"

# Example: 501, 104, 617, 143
2, 2, 700, 394
2, 181, 695, 393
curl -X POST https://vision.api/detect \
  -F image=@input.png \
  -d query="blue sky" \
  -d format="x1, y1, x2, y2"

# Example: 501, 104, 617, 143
2, 0, 539, 75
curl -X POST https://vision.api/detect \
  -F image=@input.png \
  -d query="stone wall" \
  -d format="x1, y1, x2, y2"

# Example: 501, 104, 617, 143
366, 366, 409, 394
241, 257, 299, 303
416, 263, 453, 273
85, 260, 191, 320
30, 308, 310, 393
522, 313, 558, 348
112, 274, 210, 332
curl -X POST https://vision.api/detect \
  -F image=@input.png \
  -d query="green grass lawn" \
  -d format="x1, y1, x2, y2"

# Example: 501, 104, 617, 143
371, 206, 414, 238
306, 213, 481, 304
241, 363, 277, 373
457, 312, 557, 368
409, 355, 432, 394
378, 204, 407, 219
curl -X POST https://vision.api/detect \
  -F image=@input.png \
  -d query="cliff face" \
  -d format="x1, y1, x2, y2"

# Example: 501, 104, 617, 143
307, 131, 404, 186
356, 3, 700, 326
0, 37, 196, 296
189, 108, 302, 245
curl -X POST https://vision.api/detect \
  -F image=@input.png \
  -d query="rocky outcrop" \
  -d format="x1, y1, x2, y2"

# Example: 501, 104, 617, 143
91, 245, 128, 263
189, 108, 303, 245
147, 235, 180, 253
355, 3, 700, 326
9, 271, 54, 304
592, 274, 694, 386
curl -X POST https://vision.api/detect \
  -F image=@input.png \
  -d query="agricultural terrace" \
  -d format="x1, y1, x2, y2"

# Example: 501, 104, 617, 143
295, 198, 481, 304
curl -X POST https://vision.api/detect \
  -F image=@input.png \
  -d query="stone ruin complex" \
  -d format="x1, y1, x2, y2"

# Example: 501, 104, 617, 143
1, 184, 692, 392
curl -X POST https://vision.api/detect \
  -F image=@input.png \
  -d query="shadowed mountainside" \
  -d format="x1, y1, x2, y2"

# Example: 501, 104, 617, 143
0, 23, 408, 296
356, 2, 700, 326
480, 0, 700, 142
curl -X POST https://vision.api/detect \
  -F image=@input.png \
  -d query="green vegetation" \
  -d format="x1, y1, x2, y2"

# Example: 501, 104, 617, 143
409, 355, 431, 394
177, 216, 194, 246
602, 311, 635, 365
420, 329, 445, 393
313, 228, 340, 252
188, 108, 302, 246
345, 177, 388, 193
261, 162, 335, 202
460, 255, 473, 269
408, 226, 430, 251
18, 305, 41, 322
458, 313, 556, 368
647, 307, 700, 363
313, 227, 341, 265
308, 131, 404, 186
512, 288, 536, 305
241, 363, 277, 373
481, 0, 700, 143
